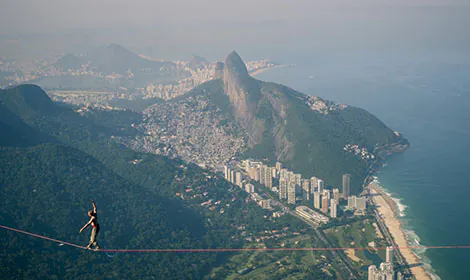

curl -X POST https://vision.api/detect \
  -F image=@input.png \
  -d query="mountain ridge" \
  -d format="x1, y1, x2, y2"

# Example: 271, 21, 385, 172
1, 83, 308, 278
162, 51, 408, 192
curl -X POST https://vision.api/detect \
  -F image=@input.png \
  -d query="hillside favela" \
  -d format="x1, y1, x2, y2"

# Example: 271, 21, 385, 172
1, 1, 469, 280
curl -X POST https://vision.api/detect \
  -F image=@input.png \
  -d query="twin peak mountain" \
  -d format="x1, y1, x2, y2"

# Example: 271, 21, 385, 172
0, 51, 407, 192
191, 51, 406, 191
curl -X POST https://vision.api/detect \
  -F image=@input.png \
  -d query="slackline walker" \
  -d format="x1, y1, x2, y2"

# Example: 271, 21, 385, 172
2, 224, 470, 253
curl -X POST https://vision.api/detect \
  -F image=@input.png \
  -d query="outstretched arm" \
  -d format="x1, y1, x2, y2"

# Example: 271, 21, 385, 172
91, 199, 97, 214
79, 217, 94, 233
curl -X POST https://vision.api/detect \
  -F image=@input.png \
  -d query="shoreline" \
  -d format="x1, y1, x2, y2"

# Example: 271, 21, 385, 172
368, 182, 433, 280
249, 64, 287, 76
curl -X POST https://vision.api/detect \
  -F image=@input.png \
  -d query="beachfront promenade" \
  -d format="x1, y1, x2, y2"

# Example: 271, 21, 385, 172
368, 184, 431, 280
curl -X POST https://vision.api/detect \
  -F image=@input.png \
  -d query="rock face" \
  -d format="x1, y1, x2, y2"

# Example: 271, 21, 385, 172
223, 52, 260, 143
117, 51, 406, 191
222, 51, 292, 158
214, 62, 225, 79
215, 51, 407, 190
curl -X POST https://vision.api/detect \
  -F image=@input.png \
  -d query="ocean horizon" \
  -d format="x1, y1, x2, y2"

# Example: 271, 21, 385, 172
256, 50, 470, 280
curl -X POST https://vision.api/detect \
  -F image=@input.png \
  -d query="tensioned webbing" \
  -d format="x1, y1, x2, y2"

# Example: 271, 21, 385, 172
2, 224, 470, 253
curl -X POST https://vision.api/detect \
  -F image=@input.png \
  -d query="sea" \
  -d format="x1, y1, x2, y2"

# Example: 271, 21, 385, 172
256, 50, 470, 280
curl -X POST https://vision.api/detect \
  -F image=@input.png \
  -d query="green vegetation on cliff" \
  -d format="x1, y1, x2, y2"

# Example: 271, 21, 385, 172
0, 84, 333, 279
183, 52, 407, 193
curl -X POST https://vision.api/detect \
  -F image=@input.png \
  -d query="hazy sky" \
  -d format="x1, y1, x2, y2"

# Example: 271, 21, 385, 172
1, 0, 469, 59
2, 0, 469, 31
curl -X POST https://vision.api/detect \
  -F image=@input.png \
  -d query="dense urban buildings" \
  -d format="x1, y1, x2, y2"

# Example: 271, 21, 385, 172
368, 265, 378, 280
229, 160, 356, 219
368, 262, 394, 280
368, 247, 395, 279
347, 195, 367, 214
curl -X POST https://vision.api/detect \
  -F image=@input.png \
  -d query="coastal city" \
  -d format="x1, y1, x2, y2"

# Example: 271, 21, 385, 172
3, 0, 467, 279
1, 52, 280, 108
1, 48, 423, 280
222, 160, 407, 280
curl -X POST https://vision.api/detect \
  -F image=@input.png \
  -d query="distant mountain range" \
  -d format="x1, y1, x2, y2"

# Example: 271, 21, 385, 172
0, 51, 408, 278
55, 43, 176, 75
36, 44, 189, 90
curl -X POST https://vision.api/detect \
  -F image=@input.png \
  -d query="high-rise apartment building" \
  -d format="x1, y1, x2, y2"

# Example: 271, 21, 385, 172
330, 199, 338, 218
321, 195, 329, 213
301, 179, 310, 200
314, 192, 321, 209
294, 174, 302, 186
355, 196, 366, 211
347, 195, 366, 211
288, 181, 297, 204
280, 168, 288, 181
368, 265, 378, 280
342, 174, 351, 199
368, 262, 394, 280
323, 189, 331, 200
259, 165, 266, 185
310, 177, 318, 193
275, 162, 282, 172
235, 172, 242, 188
279, 178, 288, 200
271, 167, 278, 179
386, 246, 394, 263
265, 167, 273, 188
224, 166, 229, 180
333, 188, 340, 204
288, 171, 295, 183
380, 262, 394, 280
317, 179, 324, 193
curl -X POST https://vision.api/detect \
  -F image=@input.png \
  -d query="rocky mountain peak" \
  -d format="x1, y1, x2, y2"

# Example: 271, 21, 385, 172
224, 51, 249, 78
214, 61, 224, 79
222, 52, 261, 138
222, 52, 265, 147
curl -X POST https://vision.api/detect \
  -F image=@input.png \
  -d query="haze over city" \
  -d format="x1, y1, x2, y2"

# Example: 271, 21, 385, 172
1, 0, 470, 60
1, 1, 470, 279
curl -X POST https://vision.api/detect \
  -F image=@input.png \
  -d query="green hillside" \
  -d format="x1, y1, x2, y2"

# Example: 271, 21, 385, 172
0, 144, 209, 279
182, 52, 408, 193
0, 84, 317, 279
